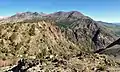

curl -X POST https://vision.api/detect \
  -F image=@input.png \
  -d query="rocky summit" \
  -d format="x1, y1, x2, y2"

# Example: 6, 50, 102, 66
0, 11, 120, 72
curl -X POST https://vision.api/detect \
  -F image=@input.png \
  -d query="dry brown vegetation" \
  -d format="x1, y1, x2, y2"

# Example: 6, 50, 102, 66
0, 20, 120, 72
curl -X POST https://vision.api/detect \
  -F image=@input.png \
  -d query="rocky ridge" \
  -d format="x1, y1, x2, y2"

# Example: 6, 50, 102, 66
0, 20, 81, 66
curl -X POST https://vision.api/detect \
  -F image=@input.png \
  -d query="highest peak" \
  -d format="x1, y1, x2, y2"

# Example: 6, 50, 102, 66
53, 11, 83, 14
69, 11, 82, 14
49, 11, 84, 17
68, 11, 84, 16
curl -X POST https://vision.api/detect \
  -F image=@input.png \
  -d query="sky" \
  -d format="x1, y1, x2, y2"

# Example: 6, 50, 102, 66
0, 0, 120, 22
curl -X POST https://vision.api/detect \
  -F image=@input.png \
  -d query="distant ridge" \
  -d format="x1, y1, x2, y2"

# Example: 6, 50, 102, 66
0, 16, 8, 19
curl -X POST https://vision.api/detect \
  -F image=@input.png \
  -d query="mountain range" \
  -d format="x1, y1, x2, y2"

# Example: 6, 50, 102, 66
98, 21, 120, 36
0, 11, 117, 50
0, 11, 120, 72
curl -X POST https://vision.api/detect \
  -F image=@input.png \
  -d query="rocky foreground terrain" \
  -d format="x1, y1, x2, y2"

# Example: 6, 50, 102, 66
0, 11, 120, 72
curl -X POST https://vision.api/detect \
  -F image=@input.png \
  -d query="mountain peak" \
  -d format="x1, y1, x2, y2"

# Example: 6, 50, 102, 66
67, 11, 84, 18
48, 11, 84, 19
69, 11, 83, 15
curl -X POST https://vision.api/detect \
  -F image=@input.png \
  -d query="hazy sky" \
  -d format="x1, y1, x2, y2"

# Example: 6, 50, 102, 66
0, 0, 120, 22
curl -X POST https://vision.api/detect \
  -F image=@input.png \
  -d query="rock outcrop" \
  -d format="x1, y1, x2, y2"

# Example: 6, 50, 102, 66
6, 52, 120, 72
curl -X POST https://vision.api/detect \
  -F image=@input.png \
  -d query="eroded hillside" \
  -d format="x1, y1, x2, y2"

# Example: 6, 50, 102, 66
0, 20, 120, 72
0, 20, 81, 66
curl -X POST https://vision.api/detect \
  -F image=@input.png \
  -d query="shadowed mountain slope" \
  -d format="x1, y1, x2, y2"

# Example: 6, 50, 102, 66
46, 11, 117, 51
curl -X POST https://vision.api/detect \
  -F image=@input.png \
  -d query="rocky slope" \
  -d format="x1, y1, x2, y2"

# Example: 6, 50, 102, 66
0, 11, 118, 52
0, 19, 119, 72
46, 11, 117, 51
98, 21, 120, 36
0, 11, 120, 72
2, 52, 120, 72
0, 20, 82, 66
95, 21, 120, 56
